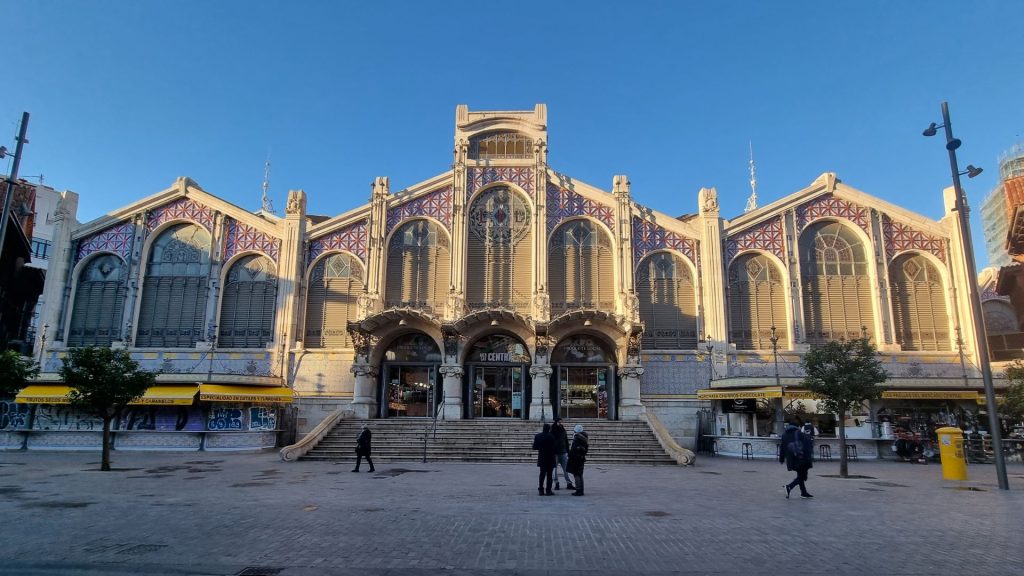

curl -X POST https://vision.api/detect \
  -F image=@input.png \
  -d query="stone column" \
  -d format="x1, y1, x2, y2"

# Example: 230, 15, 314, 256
349, 363, 377, 419
529, 364, 553, 421
438, 364, 464, 419
618, 365, 646, 420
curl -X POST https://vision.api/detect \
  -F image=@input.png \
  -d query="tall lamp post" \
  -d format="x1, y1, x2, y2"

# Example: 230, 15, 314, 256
923, 101, 1009, 490
770, 326, 784, 436
0, 112, 30, 254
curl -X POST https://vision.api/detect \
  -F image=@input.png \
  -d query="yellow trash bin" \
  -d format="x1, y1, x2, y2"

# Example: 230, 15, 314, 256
935, 427, 967, 481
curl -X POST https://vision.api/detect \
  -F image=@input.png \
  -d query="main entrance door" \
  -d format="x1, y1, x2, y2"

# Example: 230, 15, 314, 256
551, 334, 617, 420
380, 333, 442, 418
464, 334, 531, 419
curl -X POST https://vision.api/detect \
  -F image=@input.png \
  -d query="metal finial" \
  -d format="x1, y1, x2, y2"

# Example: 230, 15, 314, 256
260, 158, 275, 213
744, 141, 758, 213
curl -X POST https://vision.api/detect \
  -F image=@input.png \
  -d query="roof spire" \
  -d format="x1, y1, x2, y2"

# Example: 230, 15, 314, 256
260, 157, 275, 214
744, 141, 758, 213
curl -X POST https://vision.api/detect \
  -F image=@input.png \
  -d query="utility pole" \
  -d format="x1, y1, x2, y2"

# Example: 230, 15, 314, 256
0, 112, 31, 262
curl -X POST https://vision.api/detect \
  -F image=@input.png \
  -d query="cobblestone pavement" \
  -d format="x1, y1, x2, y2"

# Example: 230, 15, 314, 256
1, 450, 1022, 576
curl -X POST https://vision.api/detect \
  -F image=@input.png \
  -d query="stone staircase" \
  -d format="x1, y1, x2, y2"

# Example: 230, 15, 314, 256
300, 418, 677, 465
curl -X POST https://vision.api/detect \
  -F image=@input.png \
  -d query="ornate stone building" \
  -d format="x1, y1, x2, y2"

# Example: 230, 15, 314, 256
6, 105, 1001, 451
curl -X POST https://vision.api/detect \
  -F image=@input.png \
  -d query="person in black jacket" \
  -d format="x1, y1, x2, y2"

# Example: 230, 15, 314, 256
566, 424, 589, 496
779, 422, 813, 498
551, 417, 574, 491
353, 424, 375, 473
532, 423, 556, 496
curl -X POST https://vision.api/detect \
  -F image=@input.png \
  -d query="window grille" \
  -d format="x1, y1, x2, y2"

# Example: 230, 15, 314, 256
466, 186, 532, 312
136, 224, 211, 348
468, 131, 533, 159
728, 253, 787, 350
67, 254, 127, 346
385, 220, 450, 314
304, 253, 364, 348
219, 255, 278, 348
636, 252, 698, 349
549, 220, 614, 314
799, 222, 874, 344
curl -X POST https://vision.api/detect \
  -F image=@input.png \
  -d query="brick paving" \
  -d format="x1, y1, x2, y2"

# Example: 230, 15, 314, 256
1, 450, 1023, 575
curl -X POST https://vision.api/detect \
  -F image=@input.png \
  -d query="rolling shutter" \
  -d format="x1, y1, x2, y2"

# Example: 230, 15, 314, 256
219, 255, 277, 348
799, 222, 875, 345
385, 220, 451, 315
890, 255, 950, 351
68, 254, 127, 346
636, 252, 698, 349
304, 253, 364, 348
136, 224, 212, 348
727, 254, 787, 350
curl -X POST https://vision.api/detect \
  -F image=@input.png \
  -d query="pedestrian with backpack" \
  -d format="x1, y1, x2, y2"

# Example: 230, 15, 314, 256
779, 422, 813, 499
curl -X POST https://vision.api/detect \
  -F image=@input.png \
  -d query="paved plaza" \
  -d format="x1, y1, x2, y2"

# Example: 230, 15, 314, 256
0, 449, 1022, 576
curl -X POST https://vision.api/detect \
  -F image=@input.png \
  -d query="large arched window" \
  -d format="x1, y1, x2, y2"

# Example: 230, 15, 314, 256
799, 221, 874, 345
549, 220, 614, 315
218, 255, 278, 348
468, 131, 533, 160
889, 254, 950, 351
466, 186, 533, 312
385, 219, 450, 314
68, 254, 127, 347
304, 253, 364, 348
136, 224, 212, 348
636, 252, 698, 349
728, 253, 787, 350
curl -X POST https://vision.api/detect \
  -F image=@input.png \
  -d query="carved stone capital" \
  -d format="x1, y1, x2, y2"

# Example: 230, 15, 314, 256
618, 365, 645, 379
530, 364, 553, 378
350, 363, 377, 378
438, 364, 465, 378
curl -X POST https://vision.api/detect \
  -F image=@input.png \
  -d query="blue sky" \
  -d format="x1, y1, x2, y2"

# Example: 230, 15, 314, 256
3, 1, 1023, 266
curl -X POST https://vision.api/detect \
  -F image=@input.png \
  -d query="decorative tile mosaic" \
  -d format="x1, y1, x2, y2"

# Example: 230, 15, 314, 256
386, 186, 453, 233
881, 214, 946, 263
795, 193, 870, 236
308, 219, 368, 263
467, 167, 534, 198
145, 197, 215, 233
546, 183, 615, 234
75, 220, 136, 264
632, 216, 697, 265
223, 217, 281, 262
726, 216, 784, 263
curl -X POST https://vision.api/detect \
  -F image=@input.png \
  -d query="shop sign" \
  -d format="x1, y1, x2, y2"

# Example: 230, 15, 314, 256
721, 399, 756, 413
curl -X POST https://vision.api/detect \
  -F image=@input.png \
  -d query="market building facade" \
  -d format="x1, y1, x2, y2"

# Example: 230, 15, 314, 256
2, 105, 1004, 453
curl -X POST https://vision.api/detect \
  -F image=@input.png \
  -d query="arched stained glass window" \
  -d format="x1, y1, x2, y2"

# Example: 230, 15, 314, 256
466, 186, 532, 312
304, 253, 364, 348
68, 254, 127, 347
219, 255, 278, 348
889, 254, 950, 351
636, 252, 698, 349
136, 224, 212, 348
799, 221, 874, 345
385, 219, 450, 314
728, 253, 787, 350
549, 220, 614, 315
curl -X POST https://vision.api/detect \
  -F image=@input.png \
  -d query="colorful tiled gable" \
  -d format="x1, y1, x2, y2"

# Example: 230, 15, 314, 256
386, 186, 453, 233
467, 167, 534, 199
726, 217, 785, 263
75, 220, 136, 265
308, 219, 368, 263
224, 217, 281, 262
145, 197, 215, 233
795, 193, 870, 236
546, 183, 615, 234
881, 214, 946, 263
632, 216, 697, 265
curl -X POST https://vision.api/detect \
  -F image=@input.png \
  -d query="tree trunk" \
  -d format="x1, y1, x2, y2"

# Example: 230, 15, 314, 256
101, 416, 113, 471
838, 418, 848, 478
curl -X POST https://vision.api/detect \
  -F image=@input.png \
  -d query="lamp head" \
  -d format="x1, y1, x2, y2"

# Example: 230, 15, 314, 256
946, 138, 962, 151
922, 123, 940, 137
965, 165, 983, 178
0, 146, 7, 159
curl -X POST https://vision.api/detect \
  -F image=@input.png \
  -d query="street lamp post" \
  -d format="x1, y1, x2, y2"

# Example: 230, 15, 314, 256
37, 323, 48, 366
704, 335, 714, 385
0, 112, 30, 256
924, 101, 1009, 490
770, 326, 784, 436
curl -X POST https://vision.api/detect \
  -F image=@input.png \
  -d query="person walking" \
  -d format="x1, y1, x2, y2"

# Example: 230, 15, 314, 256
353, 424, 375, 473
779, 422, 813, 498
566, 424, 589, 496
551, 416, 574, 491
533, 423, 556, 495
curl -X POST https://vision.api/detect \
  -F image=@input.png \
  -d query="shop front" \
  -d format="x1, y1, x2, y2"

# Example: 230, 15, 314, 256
464, 334, 531, 419
379, 333, 443, 418
550, 334, 616, 420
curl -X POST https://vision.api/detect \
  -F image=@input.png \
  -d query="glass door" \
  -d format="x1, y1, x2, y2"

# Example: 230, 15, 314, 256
384, 365, 437, 418
472, 366, 524, 418
558, 367, 608, 419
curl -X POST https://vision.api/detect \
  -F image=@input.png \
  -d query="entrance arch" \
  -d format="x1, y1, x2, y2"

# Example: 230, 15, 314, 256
464, 333, 531, 419
379, 332, 443, 418
551, 334, 617, 420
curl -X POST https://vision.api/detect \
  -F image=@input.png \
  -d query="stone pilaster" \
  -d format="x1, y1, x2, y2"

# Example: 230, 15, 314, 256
698, 187, 726, 348
448, 139, 468, 318
363, 177, 390, 314
203, 211, 225, 346
438, 364, 464, 419
278, 190, 307, 379
39, 190, 78, 348
349, 363, 378, 419
618, 364, 646, 420
529, 364, 553, 421
613, 175, 636, 319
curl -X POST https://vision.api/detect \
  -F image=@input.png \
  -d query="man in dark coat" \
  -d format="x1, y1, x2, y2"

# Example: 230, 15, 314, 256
566, 424, 589, 496
779, 422, 813, 498
532, 423, 556, 496
353, 424, 375, 473
551, 416, 574, 491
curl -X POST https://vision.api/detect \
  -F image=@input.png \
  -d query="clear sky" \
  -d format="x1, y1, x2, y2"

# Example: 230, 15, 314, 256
3, 1, 1023, 266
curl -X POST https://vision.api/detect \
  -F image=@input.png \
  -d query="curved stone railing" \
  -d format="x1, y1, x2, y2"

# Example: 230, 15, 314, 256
279, 407, 350, 462
642, 411, 696, 466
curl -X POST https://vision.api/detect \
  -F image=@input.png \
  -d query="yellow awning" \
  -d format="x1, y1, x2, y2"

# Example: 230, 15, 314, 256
697, 386, 783, 400
199, 384, 294, 403
129, 385, 198, 406
882, 390, 981, 400
14, 385, 72, 404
